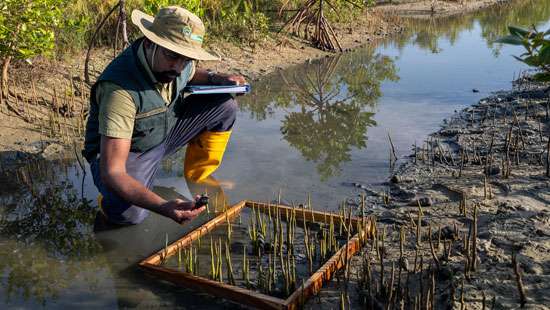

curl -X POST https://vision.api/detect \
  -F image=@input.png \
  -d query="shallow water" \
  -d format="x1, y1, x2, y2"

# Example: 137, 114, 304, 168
1, 0, 550, 308
159, 207, 345, 301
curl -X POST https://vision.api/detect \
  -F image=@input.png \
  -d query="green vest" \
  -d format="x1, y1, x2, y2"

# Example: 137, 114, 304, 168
83, 39, 193, 161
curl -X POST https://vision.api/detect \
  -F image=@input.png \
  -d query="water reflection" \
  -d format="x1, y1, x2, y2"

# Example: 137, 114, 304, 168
0, 160, 110, 306
4, 189, 97, 255
241, 49, 399, 179
234, 0, 550, 181
393, 0, 550, 54
0, 161, 99, 258
0, 239, 112, 307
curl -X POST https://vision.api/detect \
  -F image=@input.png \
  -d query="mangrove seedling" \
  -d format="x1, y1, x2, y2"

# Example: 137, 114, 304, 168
225, 241, 236, 285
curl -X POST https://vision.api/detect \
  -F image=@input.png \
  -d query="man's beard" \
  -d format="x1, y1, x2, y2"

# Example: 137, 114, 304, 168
153, 70, 179, 83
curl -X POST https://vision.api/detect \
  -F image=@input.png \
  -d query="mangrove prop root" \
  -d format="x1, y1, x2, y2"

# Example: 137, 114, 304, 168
280, 0, 343, 52
512, 254, 527, 308
84, 1, 120, 85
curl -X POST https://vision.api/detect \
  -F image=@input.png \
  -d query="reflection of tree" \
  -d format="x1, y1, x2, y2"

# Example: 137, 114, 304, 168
411, 17, 470, 53
477, 0, 550, 53
0, 239, 108, 306
0, 164, 106, 305
393, 0, 550, 55
1, 180, 100, 258
390, 16, 472, 53
282, 103, 376, 179
240, 75, 294, 121
279, 51, 398, 179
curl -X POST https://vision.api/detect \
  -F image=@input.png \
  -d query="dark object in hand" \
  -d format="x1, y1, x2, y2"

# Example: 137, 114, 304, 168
194, 194, 209, 209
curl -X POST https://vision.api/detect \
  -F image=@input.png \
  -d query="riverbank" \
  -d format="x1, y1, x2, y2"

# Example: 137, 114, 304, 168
395, 82, 549, 309
304, 79, 549, 309
343, 78, 549, 309
377, 0, 513, 19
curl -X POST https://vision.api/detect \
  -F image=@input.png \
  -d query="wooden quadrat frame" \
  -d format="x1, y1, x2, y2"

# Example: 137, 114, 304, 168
139, 200, 373, 310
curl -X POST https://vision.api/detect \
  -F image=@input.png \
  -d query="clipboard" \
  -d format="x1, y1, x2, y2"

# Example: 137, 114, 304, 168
184, 84, 251, 95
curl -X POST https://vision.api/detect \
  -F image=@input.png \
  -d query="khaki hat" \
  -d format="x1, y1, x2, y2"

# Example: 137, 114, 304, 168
131, 6, 219, 61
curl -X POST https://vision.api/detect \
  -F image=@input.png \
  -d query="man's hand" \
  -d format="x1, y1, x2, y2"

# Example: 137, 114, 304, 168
100, 136, 207, 224
215, 73, 247, 96
159, 199, 206, 224
210, 72, 247, 86
220, 74, 247, 86
189, 69, 248, 95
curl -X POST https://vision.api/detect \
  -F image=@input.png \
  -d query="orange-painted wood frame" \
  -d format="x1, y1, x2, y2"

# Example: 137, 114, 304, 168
139, 200, 372, 310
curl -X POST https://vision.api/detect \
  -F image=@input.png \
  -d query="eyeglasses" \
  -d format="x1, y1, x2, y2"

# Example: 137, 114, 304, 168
159, 46, 193, 63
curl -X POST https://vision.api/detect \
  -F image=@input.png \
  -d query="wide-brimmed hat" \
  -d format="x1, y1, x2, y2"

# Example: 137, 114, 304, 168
131, 6, 219, 61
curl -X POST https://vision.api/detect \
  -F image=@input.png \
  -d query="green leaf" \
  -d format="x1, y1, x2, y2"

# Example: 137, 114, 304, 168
532, 72, 550, 82
496, 35, 523, 45
508, 25, 530, 37
522, 55, 540, 67
512, 55, 526, 63
520, 52, 530, 57
539, 45, 550, 64
17, 48, 33, 58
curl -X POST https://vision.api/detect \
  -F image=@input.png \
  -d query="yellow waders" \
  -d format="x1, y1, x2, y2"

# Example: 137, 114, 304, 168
184, 130, 232, 182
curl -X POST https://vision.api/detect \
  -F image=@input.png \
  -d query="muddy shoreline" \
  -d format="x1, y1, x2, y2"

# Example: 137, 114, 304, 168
376, 0, 513, 19
395, 83, 549, 309
327, 80, 549, 309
